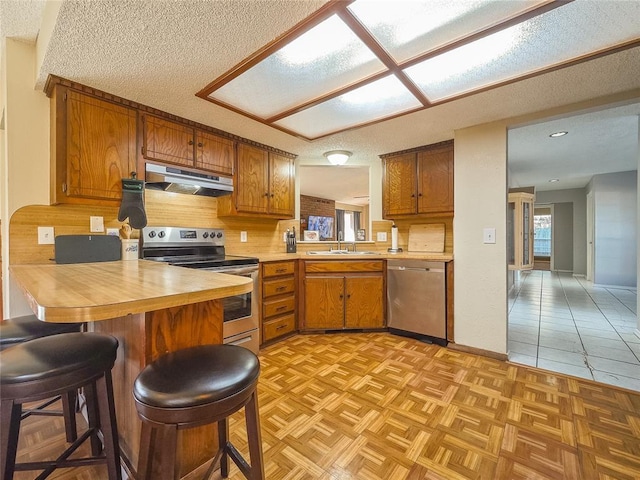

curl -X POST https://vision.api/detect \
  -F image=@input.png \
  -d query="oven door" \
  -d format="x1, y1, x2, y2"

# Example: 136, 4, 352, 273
208, 265, 259, 354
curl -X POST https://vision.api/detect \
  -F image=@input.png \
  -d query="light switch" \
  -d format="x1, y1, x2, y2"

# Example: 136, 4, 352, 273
240, 231, 248, 243
90, 216, 104, 233
377, 232, 387, 242
483, 227, 496, 244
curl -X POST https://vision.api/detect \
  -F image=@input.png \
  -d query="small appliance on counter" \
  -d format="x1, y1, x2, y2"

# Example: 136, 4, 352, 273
286, 227, 297, 253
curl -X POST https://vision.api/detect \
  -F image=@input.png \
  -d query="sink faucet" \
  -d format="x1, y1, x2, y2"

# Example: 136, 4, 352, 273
337, 231, 343, 251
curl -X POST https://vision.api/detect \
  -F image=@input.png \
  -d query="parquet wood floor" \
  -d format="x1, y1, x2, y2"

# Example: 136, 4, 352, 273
11, 333, 640, 479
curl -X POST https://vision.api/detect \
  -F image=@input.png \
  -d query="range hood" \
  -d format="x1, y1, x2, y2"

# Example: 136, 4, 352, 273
144, 164, 233, 197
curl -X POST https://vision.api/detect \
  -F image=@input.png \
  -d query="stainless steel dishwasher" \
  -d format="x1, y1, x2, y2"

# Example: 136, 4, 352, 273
387, 259, 446, 345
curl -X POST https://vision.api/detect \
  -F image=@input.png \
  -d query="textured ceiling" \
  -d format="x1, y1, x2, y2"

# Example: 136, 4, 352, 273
2, 0, 640, 203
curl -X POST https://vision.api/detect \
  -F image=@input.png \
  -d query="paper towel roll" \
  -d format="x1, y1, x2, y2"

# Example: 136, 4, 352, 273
391, 225, 398, 250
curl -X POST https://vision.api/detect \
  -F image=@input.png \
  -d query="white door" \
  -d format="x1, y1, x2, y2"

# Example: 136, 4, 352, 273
586, 191, 594, 281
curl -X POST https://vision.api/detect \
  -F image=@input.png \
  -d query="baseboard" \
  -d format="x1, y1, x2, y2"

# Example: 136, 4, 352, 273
635, 329, 640, 341
446, 342, 508, 361
572, 273, 586, 278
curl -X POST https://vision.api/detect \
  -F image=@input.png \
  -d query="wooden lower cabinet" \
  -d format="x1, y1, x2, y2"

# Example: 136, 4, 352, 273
301, 260, 385, 331
261, 260, 297, 344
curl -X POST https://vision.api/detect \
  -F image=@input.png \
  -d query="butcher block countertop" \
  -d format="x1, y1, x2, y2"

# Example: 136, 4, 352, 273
10, 260, 252, 323
253, 251, 454, 262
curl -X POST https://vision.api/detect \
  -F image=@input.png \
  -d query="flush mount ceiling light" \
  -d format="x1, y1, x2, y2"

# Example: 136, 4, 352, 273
549, 178, 560, 183
549, 131, 568, 137
324, 150, 352, 165
197, 0, 640, 140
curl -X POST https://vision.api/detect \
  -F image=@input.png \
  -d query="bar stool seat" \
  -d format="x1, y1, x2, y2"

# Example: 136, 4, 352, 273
133, 344, 264, 480
0, 315, 84, 442
0, 315, 82, 350
0, 332, 121, 480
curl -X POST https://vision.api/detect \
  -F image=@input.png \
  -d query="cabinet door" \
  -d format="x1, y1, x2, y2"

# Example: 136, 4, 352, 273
383, 153, 417, 217
304, 276, 344, 330
417, 144, 453, 214
235, 144, 269, 214
143, 115, 194, 167
344, 275, 384, 328
66, 91, 137, 200
268, 153, 294, 217
196, 131, 234, 175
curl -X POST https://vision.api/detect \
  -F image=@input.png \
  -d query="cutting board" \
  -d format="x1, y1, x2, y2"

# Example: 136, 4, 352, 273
408, 224, 445, 253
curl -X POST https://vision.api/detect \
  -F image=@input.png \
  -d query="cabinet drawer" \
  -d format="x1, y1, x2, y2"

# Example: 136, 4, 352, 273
263, 296, 295, 318
263, 314, 296, 342
263, 277, 295, 298
263, 261, 296, 277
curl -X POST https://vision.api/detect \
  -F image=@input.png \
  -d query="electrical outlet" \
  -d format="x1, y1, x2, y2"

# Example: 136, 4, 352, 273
90, 216, 104, 233
377, 232, 387, 242
240, 231, 248, 242
106, 228, 120, 236
38, 226, 55, 245
283, 232, 288, 243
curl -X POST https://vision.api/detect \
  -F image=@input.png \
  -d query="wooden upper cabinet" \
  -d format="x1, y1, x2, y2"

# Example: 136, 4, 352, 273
196, 131, 234, 175
143, 115, 234, 176
234, 143, 270, 214
383, 153, 417, 216
142, 115, 194, 167
218, 143, 295, 219
268, 153, 294, 217
382, 140, 453, 218
51, 87, 137, 204
417, 144, 454, 214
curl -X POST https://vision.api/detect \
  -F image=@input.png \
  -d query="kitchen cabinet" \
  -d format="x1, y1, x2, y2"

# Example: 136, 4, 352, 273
508, 191, 534, 270
261, 260, 297, 344
217, 143, 295, 219
50, 85, 137, 204
301, 260, 385, 331
382, 140, 453, 218
142, 115, 234, 176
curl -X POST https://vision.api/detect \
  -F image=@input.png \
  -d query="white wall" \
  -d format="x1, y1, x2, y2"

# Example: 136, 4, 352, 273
2, 39, 51, 317
453, 122, 508, 354
590, 171, 637, 287
535, 188, 587, 275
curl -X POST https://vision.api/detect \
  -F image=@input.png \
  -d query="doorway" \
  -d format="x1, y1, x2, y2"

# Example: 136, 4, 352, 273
533, 206, 552, 271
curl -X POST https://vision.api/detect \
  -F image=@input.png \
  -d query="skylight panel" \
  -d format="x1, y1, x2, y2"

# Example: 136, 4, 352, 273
404, 1, 640, 102
208, 14, 386, 119
274, 75, 421, 139
348, 0, 542, 63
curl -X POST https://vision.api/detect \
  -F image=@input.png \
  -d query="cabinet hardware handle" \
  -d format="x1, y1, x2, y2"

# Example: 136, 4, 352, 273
264, 193, 269, 197
188, 140, 194, 145
197, 142, 203, 147
270, 194, 274, 198
347, 294, 351, 299
275, 268, 286, 273
418, 193, 423, 197
276, 306, 287, 311
276, 325, 287, 330
276, 286, 286, 291
411, 193, 416, 197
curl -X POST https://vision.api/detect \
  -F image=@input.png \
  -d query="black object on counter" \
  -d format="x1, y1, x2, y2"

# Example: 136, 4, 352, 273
55, 235, 122, 264
286, 227, 297, 253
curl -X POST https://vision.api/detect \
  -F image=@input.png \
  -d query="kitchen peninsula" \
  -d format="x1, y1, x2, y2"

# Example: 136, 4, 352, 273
10, 259, 252, 478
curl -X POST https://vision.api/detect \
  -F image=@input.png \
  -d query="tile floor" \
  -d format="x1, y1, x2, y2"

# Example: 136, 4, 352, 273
508, 270, 640, 391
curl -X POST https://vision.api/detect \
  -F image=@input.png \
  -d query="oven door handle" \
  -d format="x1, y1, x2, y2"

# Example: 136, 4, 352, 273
216, 266, 259, 276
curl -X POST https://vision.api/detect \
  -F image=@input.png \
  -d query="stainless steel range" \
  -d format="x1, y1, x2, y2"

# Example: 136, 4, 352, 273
140, 226, 260, 354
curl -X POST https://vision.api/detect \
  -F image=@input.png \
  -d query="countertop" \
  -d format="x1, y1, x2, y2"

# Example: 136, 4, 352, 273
253, 251, 454, 262
10, 260, 252, 323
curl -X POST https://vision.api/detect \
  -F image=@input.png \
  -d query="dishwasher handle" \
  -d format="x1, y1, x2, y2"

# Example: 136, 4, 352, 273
387, 265, 444, 273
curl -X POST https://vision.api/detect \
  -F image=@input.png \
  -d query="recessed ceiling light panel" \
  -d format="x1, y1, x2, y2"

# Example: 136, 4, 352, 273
209, 15, 385, 118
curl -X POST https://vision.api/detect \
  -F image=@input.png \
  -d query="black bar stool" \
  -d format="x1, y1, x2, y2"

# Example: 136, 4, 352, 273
0, 315, 84, 442
133, 344, 264, 480
0, 332, 122, 480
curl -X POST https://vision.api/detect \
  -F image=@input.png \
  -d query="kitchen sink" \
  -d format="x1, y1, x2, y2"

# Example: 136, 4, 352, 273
306, 250, 381, 255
